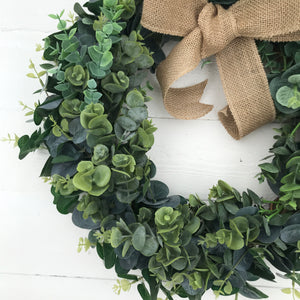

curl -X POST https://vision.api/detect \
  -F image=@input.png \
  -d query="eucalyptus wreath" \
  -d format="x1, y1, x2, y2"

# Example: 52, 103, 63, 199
12, 0, 300, 299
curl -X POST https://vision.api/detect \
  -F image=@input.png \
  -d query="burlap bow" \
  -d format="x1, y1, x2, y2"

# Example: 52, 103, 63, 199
141, 0, 300, 139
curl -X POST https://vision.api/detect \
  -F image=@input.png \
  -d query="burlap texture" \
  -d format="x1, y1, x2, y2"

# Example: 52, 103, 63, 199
141, 0, 300, 139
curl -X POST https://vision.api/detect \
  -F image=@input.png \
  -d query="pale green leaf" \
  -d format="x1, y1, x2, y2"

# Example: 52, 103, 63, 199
281, 288, 291, 294
26, 73, 37, 79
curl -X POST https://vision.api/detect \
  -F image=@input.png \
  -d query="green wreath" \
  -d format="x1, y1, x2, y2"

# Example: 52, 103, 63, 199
15, 0, 300, 299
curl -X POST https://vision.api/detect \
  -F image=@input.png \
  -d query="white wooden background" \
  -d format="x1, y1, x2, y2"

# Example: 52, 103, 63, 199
0, 0, 293, 299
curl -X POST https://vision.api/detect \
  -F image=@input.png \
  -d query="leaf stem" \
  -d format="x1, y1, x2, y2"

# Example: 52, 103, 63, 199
218, 250, 248, 294
293, 279, 296, 300
283, 55, 287, 72
160, 284, 174, 300
291, 122, 300, 137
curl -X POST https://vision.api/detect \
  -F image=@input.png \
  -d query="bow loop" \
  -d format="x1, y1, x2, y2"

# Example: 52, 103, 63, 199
232, 0, 300, 40
198, 3, 238, 57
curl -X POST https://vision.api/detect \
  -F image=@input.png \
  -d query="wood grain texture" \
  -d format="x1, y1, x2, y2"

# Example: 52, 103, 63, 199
0, 1, 291, 299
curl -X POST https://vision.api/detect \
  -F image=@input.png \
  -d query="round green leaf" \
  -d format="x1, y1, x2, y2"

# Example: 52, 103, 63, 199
132, 225, 146, 251
280, 224, 300, 243
111, 227, 124, 248
288, 74, 300, 85
124, 41, 143, 58
286, 156, 300, 168
140, 236, 159, 257
276, 86, 294, 107
117, 116, 138, 131
126, 90, 144, 107
135, 54, 154, 69
94, 165, 111, 187
128, 107, 148, 123
101, 51, 113, 67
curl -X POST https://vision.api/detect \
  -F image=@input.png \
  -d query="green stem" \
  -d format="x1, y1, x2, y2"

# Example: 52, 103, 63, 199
292, 281, 296, 300
59, 128, 72, 140
283, 55, 287, 71
160, 284, 174, 300
291, 122, 300, 137
293, 164, 300, 184
261, 199, 277, 204
57, 15, 67, 34
32, 63, 49, 96
293, 279, 296, 300
266, 207, 282, 221
218, 250, 248, 293
204, 272, 210, 292
32, 64, 45, 87
235, 293, 239, 300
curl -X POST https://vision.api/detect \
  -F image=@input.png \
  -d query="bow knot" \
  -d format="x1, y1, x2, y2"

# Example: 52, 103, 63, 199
197, 3, 238, 57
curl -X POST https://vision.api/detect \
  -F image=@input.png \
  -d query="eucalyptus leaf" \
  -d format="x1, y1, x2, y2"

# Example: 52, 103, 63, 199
147, 180, 169, 200
258, 226, 281, 244
280, 224, 300, 243
39, 95, 63, 110
287, 213, 300, 225
132, 225, 146, 251
72, 209, 100, 229
140, 236, 159, 256
117, 116, 138, 131
103, 243, 116, 269
239, 283, 268, 299
69, 118, 87, 144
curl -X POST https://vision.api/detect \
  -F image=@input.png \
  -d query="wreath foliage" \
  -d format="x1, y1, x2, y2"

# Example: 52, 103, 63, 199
15, 0, 300, 299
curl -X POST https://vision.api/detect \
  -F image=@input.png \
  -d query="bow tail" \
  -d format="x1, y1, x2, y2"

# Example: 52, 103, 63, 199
164, 82, 213, 119
156, 27, 213, 119
216, 37, 276, 140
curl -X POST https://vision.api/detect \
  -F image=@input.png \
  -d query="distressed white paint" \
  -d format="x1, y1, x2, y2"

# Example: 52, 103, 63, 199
0, 1, 292, 299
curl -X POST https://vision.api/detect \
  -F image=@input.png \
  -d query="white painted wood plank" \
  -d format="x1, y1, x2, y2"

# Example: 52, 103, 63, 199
0, 31, 52, 112
148, 118, 278, 199
0, 273, 292, 300
0, 190, 114, 278
0, 273, 141, 300
0, 0, 76, 32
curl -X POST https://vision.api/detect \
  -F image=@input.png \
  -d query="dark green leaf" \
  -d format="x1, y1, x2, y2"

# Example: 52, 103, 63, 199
271, 146, 291, 156
137, 283, 151, 300
239, 283, 268, 299
224, 201, 239, 215
142, 269, 159, 300
287, 213, 300, 225
117, 116, 138, 131
96, 242, 104, 259
72, 209, 100, 229
280, 224, 300, 243
147, 180, 169, 200
103, 243, 116, 269
236, 207, 258, 217
259, 163, 279, 173
258, 226, 281, 243
69, 118, 87, 144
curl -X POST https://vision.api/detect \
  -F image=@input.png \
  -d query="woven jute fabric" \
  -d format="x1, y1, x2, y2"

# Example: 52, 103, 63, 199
141, 0, 300, 139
